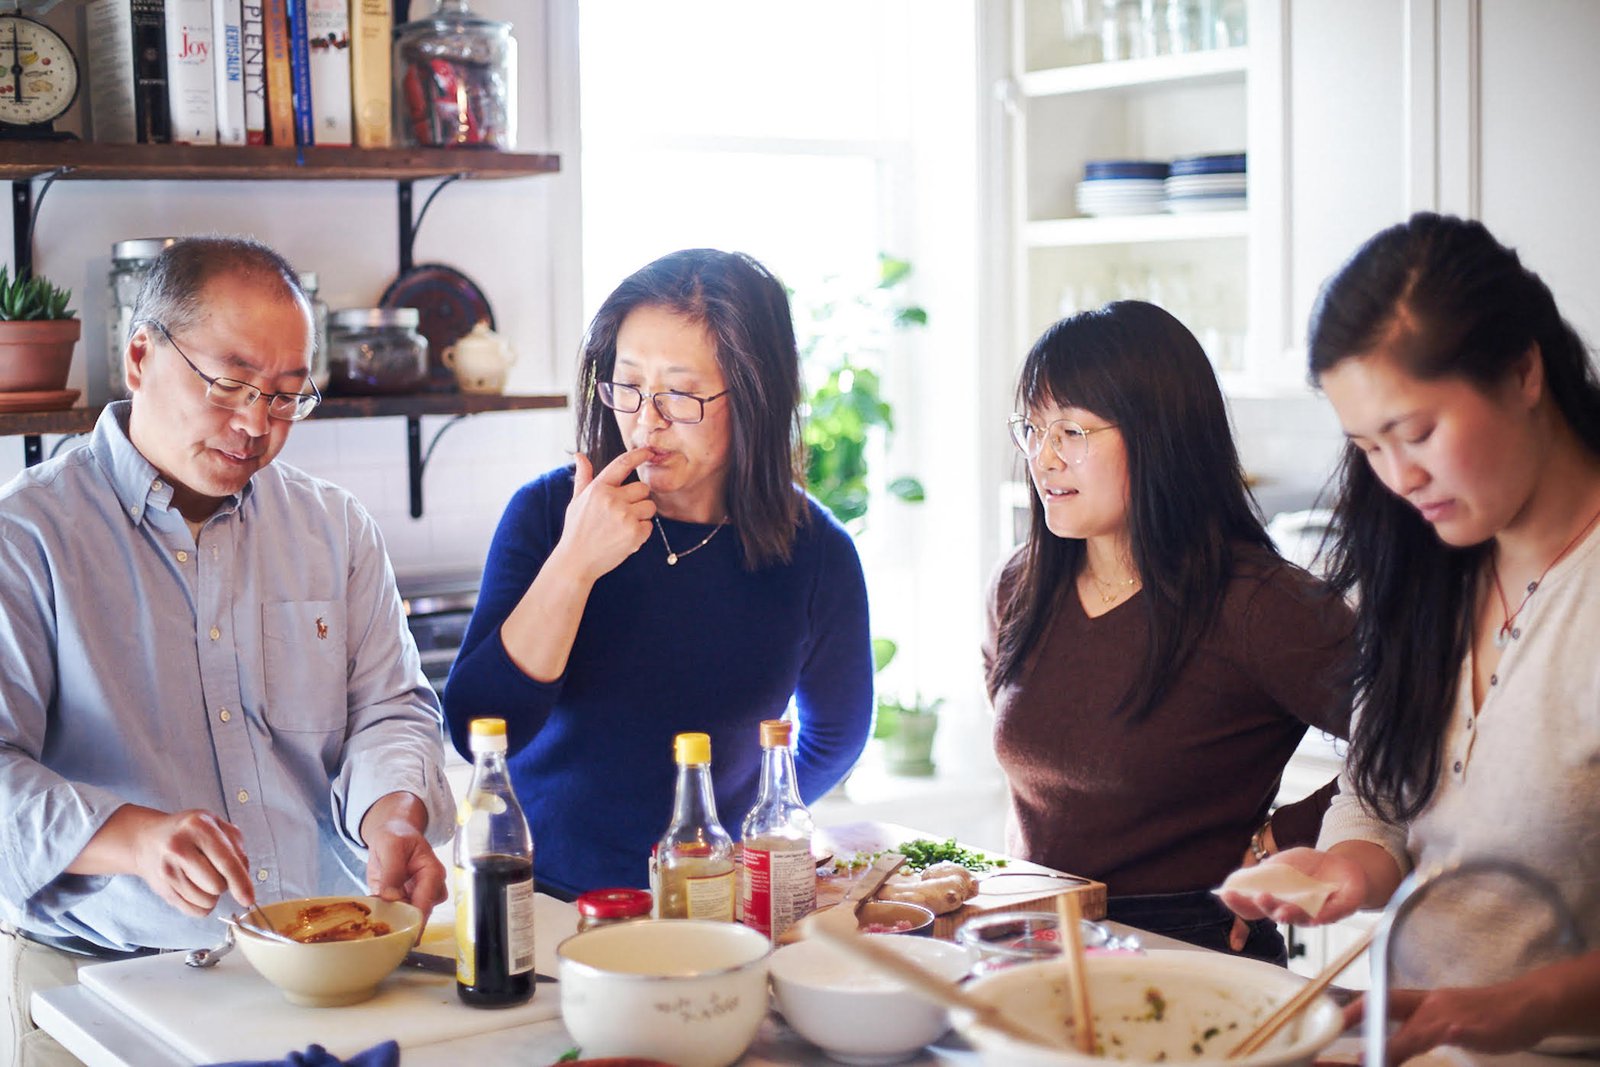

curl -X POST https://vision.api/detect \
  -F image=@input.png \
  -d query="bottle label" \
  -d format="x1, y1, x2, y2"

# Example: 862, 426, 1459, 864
504, 876, 536, 975
741, 846, 816, 938
684, 868, 736, 922
454, 865, 475, 986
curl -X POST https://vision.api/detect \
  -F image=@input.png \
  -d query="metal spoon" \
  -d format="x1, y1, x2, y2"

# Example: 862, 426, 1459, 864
184, 926, 236, 969
223, 911, 302, 946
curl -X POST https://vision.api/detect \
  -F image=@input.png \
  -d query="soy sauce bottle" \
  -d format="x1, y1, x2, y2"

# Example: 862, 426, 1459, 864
455, 718, 535, 1007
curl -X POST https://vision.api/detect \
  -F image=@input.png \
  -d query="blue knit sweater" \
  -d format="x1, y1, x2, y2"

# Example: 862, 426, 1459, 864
444, 466, 874, 897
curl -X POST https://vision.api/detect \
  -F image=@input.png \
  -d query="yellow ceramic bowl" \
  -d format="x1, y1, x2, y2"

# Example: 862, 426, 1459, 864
234, 895, 422, 1007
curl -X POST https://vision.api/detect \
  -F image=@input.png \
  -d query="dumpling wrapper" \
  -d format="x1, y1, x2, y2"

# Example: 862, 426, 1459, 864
1216, 863, 1338, 917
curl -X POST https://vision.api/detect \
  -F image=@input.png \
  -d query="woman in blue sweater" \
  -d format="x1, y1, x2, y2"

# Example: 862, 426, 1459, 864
444, 249, 874, 898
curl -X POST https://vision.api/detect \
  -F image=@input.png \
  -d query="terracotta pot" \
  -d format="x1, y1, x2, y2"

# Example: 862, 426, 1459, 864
0, 319, 81, 392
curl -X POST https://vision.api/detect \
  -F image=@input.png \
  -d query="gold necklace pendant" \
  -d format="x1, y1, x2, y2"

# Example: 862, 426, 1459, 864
655, 517, 725, 566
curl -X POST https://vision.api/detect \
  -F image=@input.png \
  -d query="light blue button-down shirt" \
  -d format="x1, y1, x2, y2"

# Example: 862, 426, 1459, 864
0, 404, 454, 951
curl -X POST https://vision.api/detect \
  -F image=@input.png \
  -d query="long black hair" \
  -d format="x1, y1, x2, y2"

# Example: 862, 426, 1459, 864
574, 249, 808, 570
1309, 212, 1600, 822
988, 300, 1274, 720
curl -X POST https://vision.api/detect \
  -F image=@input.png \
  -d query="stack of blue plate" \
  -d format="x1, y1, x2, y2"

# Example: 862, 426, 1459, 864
1076, 160, 1169, 217
1164, 152, 1247, 213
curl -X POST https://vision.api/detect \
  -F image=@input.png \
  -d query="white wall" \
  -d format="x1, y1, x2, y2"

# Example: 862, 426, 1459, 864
1, 0, 582, 584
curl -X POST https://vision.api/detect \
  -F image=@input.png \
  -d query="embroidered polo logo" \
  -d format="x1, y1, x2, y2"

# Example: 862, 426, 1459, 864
316, 617, 329, 640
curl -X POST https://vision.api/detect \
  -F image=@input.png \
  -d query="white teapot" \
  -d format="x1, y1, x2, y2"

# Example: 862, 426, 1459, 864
442, 320, 517, 394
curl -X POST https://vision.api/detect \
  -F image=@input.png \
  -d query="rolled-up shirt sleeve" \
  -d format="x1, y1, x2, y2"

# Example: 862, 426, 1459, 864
1316, 750, 1412, 877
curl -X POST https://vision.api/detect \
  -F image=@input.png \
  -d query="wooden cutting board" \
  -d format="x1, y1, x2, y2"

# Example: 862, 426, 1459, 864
75, 894, 576, 1062
815, 820, 1107, 940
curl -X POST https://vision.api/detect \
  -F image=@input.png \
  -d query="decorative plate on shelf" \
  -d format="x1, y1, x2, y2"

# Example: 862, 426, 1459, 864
0, 388, 80, 413
379, 263, 495, 393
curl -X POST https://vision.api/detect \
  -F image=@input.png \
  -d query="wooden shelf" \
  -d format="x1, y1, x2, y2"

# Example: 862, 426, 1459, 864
0, 142, 561, 183
1020, 47, 1249, 98
2, 392, 569, 517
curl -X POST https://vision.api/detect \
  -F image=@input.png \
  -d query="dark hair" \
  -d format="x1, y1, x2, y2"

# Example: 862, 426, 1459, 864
988, 300, 1275, 719
1309, 212, 1600, 822
131, 235, 307, 340
574, 249, 807, 570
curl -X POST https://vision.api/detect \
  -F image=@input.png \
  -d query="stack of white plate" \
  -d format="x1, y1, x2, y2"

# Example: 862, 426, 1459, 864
1165, 152, 1247, 213
1075, 160, 1168, 218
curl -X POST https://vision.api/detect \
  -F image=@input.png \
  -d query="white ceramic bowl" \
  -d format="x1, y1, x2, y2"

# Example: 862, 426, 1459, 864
954, 949, 1343, 1066
557, 919, 771, 1067
771, 935, 971, 1065
233, 895, 422, 1007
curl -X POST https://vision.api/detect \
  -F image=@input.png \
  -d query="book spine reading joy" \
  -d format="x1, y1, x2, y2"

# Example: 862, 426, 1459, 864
349, 0, 392, 148
261, 0, 292, 144
164, 0, 217, 143
241, 0, 268, 143
284, 0, 314, 145
211, 0, 246, 144
132, 0, 172, 142
305, 0, 351, 146
83, 0, 137, 143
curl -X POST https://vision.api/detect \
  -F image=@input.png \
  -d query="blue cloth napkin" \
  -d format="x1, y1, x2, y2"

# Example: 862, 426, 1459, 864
205, 1039, 399, 1067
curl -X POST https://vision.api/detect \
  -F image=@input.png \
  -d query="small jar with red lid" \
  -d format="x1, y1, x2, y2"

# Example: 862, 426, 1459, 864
576, 888, 653, 932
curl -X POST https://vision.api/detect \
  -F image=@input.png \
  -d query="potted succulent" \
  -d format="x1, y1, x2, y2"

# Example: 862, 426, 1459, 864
0, 266, 81, 393
871, 638, 943, 777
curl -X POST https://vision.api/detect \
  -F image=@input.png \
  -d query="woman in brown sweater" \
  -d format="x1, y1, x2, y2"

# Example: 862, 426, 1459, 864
984, 300, 1354, 964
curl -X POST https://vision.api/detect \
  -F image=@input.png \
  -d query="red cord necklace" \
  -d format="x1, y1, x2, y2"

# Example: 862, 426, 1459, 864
1490, 500, 1600, 649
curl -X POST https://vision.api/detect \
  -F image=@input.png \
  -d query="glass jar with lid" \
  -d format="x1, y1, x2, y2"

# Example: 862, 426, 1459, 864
394, 0, 517, 148
106, 237, 179, 399
297, 272, 331, 393
575, 888, 653, 933
325, 308, 429, 395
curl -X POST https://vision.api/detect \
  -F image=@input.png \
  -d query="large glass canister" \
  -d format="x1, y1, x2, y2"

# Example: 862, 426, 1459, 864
297, 271, 331, 392
394, 0, 517, 149
326, 308, 429, 395
107, 237, 179, 399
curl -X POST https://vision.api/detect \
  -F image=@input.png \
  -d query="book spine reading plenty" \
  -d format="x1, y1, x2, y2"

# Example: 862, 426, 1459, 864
284, 0, 314, 145
211, 0, 246, 144
261, 0, 293, 144
349, 0, 392, 148
241, 0, 266, 143
164, 0, 218, 144
305, 0, 351, 146
84, 0, 137, 143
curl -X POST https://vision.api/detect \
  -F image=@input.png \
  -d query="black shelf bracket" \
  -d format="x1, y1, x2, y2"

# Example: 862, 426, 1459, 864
10, 167, 70, 277
23, 433, 42, 466
397, 172, 466, 274
405, 412, 468, 518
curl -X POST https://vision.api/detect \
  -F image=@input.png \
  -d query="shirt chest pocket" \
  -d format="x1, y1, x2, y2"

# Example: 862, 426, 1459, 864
261, 601, 347, 732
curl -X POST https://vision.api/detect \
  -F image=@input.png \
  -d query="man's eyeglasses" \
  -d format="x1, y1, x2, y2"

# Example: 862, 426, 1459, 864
1008, 414, 1118, 467
141, 320, 321, 422
596, 381, 728, 425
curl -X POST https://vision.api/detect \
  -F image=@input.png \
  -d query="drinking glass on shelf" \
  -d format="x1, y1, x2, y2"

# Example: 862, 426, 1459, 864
1140, 0, 1169, 57
1100, 0, 1142, 61
1212, 0, 1247, 48
1060, 0, 1105, 64
1165, 0, 1204, 53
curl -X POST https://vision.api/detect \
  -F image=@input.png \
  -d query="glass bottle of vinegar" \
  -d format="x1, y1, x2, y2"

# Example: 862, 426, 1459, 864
740, 719, 816, 939
455, 718, 536, 1007
654, 732, 736, 921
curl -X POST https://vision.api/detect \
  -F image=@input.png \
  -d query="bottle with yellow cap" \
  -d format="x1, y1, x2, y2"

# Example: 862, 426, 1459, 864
740, 719, 816, 939
455, 717, 535, 1006
654, 732, 736, 920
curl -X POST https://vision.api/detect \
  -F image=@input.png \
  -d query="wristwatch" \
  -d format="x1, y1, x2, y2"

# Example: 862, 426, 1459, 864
1249, 820, 1274, 862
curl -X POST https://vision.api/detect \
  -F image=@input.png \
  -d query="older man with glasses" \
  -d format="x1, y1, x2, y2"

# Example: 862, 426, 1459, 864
0, 236, 453, 1067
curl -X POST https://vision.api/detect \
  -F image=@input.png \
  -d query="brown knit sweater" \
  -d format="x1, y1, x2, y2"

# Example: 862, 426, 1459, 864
984, 545, 1354, 897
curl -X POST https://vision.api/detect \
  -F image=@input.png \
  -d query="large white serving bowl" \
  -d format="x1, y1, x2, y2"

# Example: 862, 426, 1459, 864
954, 950, 1342, 1067
557, 919, 772, 1067
234, 896, 422, 1007
771, 935, 971, 1064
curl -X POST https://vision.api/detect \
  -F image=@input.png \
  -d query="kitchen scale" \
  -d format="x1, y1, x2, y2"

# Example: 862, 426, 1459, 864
0, 12, 79, 140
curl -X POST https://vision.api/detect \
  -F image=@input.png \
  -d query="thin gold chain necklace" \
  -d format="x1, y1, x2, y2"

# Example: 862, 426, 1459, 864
1088, 570, 1139, 605
1489, 499, 1600, 648
654, 516, 725, 566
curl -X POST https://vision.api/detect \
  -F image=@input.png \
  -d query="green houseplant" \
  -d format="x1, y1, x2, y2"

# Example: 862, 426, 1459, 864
871, 638, 942, 777
0, 266, 81, 394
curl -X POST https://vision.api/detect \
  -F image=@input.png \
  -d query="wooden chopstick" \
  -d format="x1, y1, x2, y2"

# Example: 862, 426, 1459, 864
804, 916, 1074, 1052
1228, 928, 1375, 1058
1055, 893, 1096, 1053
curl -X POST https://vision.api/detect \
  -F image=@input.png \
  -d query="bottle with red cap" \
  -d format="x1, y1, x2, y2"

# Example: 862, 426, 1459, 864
575, 888, 653, 932
740, 719, 816, 939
